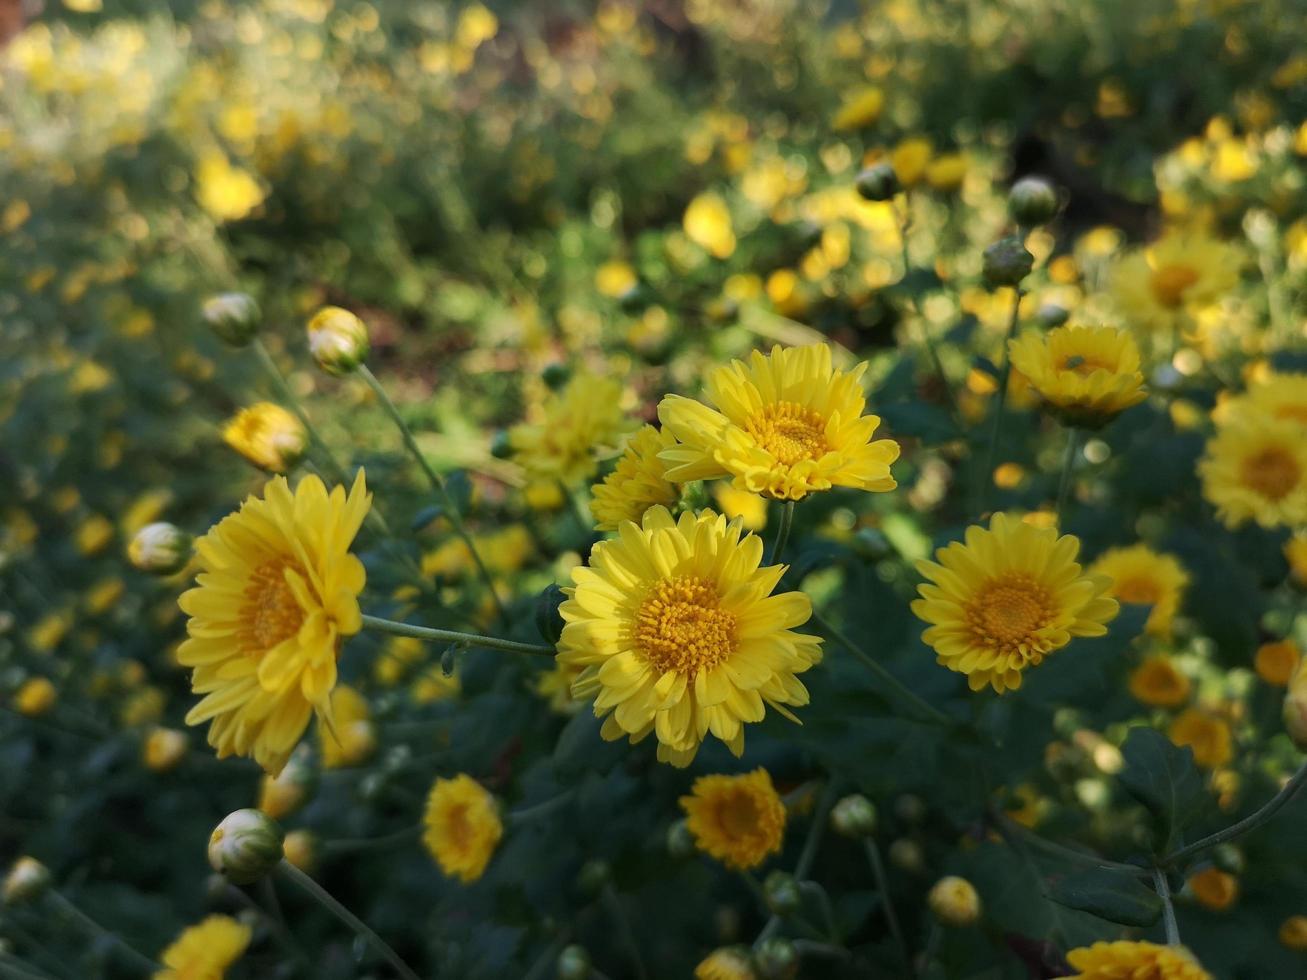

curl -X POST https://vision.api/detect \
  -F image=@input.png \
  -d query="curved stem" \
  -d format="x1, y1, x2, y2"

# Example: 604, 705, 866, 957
276, 860, 421, 980
863, 839, 912, 973
1152, 867, 1180, 946
767, 500, 796, 566
361, 613, 554, 657
982, 285, 1024, 508
508, 790, 576, 825
47, 892, 160, 974
1055, 427, 1081, 525
1165, 760, 1307, 868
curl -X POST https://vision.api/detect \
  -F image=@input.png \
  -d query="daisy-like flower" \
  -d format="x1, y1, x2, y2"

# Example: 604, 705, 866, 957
1110, 228, 1240, 332
658, 344, 899, 501
911, 513, 1119, 693
421, 774, 503, 883
177, 472, 370, 775
1218, 372, 1307, 428
1198, 415, 1307, 529
509, 371, 631, 486
1007, 325, 1148, 428
1168, 708, 1233, 768
223, 402, 308, 473
695, 947, 757, 980
1066, 941, 1211, 980
154, 915, 251, 980
680, 768, 786, 870
1128, 655, 1191, 707
557, 507, 821, 767
1087, 544, 1189, 636
590, 425, 680, 531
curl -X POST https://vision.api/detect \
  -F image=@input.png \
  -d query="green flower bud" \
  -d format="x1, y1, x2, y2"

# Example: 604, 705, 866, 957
1008, 176, 1060, 226
577, 859, 611, 897
2, 857, 50, 905
855, 162, 899, 202
1035, 303, 1070, 328
982, 236, 1034, 288
127, 522, 191, 575
928, 875, 982, 927
831, 794, 877, 837
1213, 844, 1245, 875
489, 430, 514, 459
306, 306, 369, 376
541, 363, 571, 390
208, 809, 285, 884
754, 937, 799, 980
894, 794, 926, 825
666, 819, 695, 860
888, 838, 924, 873
618, 284, 650, 313
534, 584, 566, 646
202, 292, 261, 347
556, 945, 591, 980
762, 870, 802, 916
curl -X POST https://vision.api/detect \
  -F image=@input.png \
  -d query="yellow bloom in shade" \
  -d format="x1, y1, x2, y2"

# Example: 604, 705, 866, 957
925, 153, 968, 193
1255, 640, 1300, 687
590, 425, 680, 531
178, 472, 371, 775
713, 484, 768, 531
891, 137, 932, 187
422, 774, 502, 883
1128, 656, 1191, 708
1168, 709, 1233, 768
1008, 325, 1148, 428
1088, 545, 1188, 636
1198, 416, 1307, 529
832, 86, 884, 131
14, 677, 56, 717
595, 260, 638, 298
1188, 867, 1238, 910
1111, 229, 1240, 332
76, 514, 114, 555
143, 728, 188, 772
680, 768, 786, 870
1287, 534, 1307, 587
1065, 941, 1212, 979
318, 684, 376, 768
154, 915, 251, 980
912, 513, 1118, 693
223, 402, 308, 473
557, 507, 821, 767
695, 946, 756, 980
658, 344, 899, 501
1220, 372, 1307, 428
1279, 915, 1307, 950
684, 192, 736, 259
509, 372, 631, 486
195, 151, 266, 223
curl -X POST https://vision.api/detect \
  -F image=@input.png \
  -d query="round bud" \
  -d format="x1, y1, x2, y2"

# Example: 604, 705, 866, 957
577, 859, 611, 897
1035, 303, 1070, 328
202, 292, 261, 347
282, 830, 317, 873
2, 857, 51, 905
534, 584, 566, 646
208, 809, 285, 884
618, 284, 650, 313
127, 522, 191, 575
557, 945, 591, 980
489, 430, 513, 459
855, 162, 899, 202
830, 794, 877, 838
888, 838, 924, 873
306, 306, 369, 376
754, 937, 799, 980
762, 871, 802, 916
1212, 844, 1245, 875
666, 819, 696, 860
893, 794, 926, 825
1008, 176, 1060, 226
541, 363, 571, 390
928, 875, 982, 927
143, 727, 188, 773
982, 236, 1035, 288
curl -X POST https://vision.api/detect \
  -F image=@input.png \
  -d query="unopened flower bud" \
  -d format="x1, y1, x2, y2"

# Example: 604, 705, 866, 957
1035, 303, 1070, 328
928, 875, 982, 926
306, 306, 369, 376
666, 819, 695, 860
982, 236, 1034, 288
282, 830, 317, 872
763, 871, 802, 916
855, 162, 899, 202
534, 584, 566, 646
128, 522, 191, 575
202, 292, 261, 347
143, 727, 188, 772
208, 809, 285, 884
888, 838, 923, 873
258, 744, 319, 820
3, 857, 50, 905
489, 430, 513, 459
831, 794, 877, 837
541, 363, 571, 390
557, 944, 591, 980
894, 794, 927, 825
577, 858, 611, 897
1008, 176, 1060, 226
754, 937, 799, 980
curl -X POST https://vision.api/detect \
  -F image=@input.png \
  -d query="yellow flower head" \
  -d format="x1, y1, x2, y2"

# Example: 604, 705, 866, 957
832, 86, 884, 131
509, 372, 631, 486
1065, 940, 1212, 980
1219, 372, 1307, 429
223, 402, 308, 473
1280, 915, 1307, 951
177, 472, 371, 775
195, 152, 266, 223
1168, 708, 1233, 769
590, 425, 680, 531
154, 915, 251, 980
558, 507, 821, 767
1088, 544, 1188, 636
891, 137, 932, 187
1008, 325, 1147, 428
422, 774, 502, 883
76, 513, 115, 555
1111, 230, 1240, 331
695, 947, 756, 980
925, 153, 968, 193
1188, 866, 1238, 910
684, 192, 736, 259
1198, 415, 1307, 529
680, 768, 786, 870
14, 677, 56, 717
658, 344, 899, 501
1255, 639, 1300, 687
912, 513, 1119, 693
1128, 655, 1191, 708
143, 727, 188, 773
318, 684, 376, 768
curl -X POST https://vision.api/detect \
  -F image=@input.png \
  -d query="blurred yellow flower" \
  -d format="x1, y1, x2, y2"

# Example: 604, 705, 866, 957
1198, 416, 1307, 529
712, 483, 768, 531
684, 193, 736, 260
680, 768, 785, 870
1111, 230, 1240, 332
891, 137, 932, 187
318, 684, 376, 768
509, 371, 631, 486
925, 153, 968, 192
154, 915, 250, 980
14, 677, 56, 717
1065, 941, 1210, 979
1287, 533, 1307, 587
1008, 325, 1147, 428
1168, 708, 1233, 768
695, 947, 756, 980
832, 86, 884, 131
1255, 640, 1300, 687
76, 514, 115, 556
1128, 656, 1191, 708
27, 611, 72, 653
422, 774, 502, 883
282, 829, 316, 872
595, 260, 638, 298
143, 728, 188, 773
1088, 545, 1188, 636
1219, 372, 1307, 428
1189, 867, 1238, 911
1280, 915, 1307, 951
223, 402, 308, 473
590, 425, 680, 531
195, 151, 266, 223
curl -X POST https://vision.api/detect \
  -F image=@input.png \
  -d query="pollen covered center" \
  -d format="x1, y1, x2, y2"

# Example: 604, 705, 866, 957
1058, 353, 1115, 377
745, 400, 828, 466
240, 558, 307, 656
635, 575, 737, 676
1114, 576, 1161, 605
1241, 447, 1300, 501
1149, 263, 1200, 308
715, 790, 761, 838
967, 573, 1055, 651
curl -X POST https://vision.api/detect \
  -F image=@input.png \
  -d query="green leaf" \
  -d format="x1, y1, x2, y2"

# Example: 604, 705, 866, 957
1047, 869, 1162, 927
1118, 727, 1205, 852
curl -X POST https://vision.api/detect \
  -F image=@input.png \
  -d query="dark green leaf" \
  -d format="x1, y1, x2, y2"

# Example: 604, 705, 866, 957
1118, 727, 1205, 852
1048, 868, 1162, 927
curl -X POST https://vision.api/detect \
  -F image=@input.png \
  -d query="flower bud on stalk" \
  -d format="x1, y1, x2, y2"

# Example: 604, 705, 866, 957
306, 306, 369, 376
1008, 176, 1060, 226
763, 870, 802, 916
982, 236, 1035, 288
928, 875, 982, 927
128, 522, 191, 575
2, 857, 51, 905
754, 938, 799, 980
208, 809, 285, 884
830, 794, 877, 837
666, 819, 695, 859
855, 162, 899, 202
556, 945, 591, 980
202, 292, 261, 347
143, 727, 188, 772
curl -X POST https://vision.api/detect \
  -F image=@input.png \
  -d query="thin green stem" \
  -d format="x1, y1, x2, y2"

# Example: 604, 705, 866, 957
1165, 760, 1307, 868
792, 939, 852, 961
919, 923, 941, 976
321, 825, 421, 857
898, 198, 959, 422
863, 839, 912, 974
796, 781, 838, 881
1153, 868, 1180, 946
767, 500, 796, 565
508, 790, 576, 825
601, 885, 648, 980
798, 881, 839, 940
983, 285, 1024, 508
811, 611, 953, 728
276, 860, 420, 980
0, 956, 56, 980
47, 892, 160, 974
361, 613, 554, 657
358, 364, 507, 621
1055, 427, 1081, 525
252, 339, 350, 486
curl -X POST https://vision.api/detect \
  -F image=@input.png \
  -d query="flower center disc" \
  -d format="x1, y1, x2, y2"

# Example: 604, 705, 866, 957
1241, 448, 1300, 501
967, 574, 1054, 650
1059, 353, 1115, 377
716, 790, 760, 838
635, 575, 736, 677
745, 401, 828, 466
241, 558, 306, 655
1150, 263, 1200, 308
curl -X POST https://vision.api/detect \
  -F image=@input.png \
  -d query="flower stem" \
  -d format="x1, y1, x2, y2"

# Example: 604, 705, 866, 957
767, 499, 796, 565
361, 614, 554, 657
47, 892, 160, 974
1152, 867, 1180, 946
863, 839, 912, 973
358, 364, 507, 621
796, 781, 838, 880
276, 860, 421, 980
1164, 760, 1307, 868
508, 790, 576, 825
1055, 427, 1081, 525
251, 339, 350, 486
898, 198, 959, 422
982, 285, 1024, 509
321, 825, 422, 857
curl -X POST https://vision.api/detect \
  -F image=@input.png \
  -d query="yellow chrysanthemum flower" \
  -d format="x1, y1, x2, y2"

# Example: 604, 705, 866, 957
1065, 940, 1212, 979
1198, 415, 1307, 529
509, 372, 631, 486
1111, 229, 1240, 332
684, 192, 736, 259
1008, 325, 1148, 428
590, 425, 680, 531
912, 513, 1119, 693
422, 774, 502, 883
1255, 640, 1300, 687
1128, 655, 1191, 707
1189, 866, 1239, 910
680, 768, 786, 870
154, 915, 251, 980
557, 507, 821, 767
223, 402, 308, 473
1088, 545, 1189, 636
178, 472, 371, 775
658, 344, 899, 501
832, 86, 884, 131
695, 947, 757, 980
1218, 372, 1307, 428
1168, 708, 1233, 768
